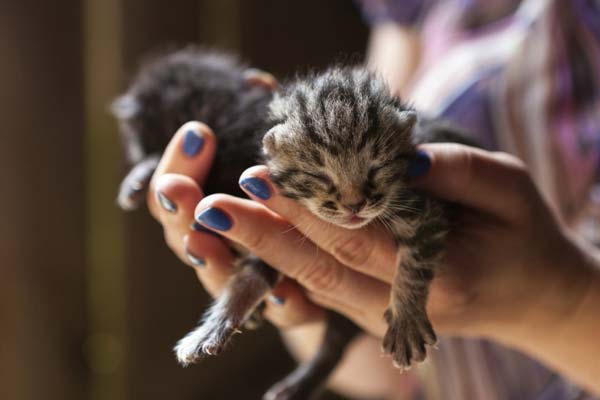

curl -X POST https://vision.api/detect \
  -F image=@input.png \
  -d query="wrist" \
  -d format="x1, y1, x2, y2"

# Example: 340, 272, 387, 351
507, 242, 600, 394
480, 231, 594, 345
490, 230, 598, 341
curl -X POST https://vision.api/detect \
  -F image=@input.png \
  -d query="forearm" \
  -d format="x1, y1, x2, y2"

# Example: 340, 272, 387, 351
490, 235, 600, 395
366, 23, 422, 98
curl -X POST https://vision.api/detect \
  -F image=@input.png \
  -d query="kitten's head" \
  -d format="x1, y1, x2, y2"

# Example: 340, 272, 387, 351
263, 67, 417, 229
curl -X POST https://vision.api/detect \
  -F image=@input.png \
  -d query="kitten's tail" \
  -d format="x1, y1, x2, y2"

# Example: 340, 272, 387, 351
264, 312, 360, 400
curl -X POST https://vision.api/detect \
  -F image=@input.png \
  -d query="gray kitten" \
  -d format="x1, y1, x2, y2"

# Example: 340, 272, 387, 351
113, 48, 475, 400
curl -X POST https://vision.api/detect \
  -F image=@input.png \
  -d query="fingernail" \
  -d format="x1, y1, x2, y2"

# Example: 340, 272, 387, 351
268, 294, 285, 306
156, 191, 177, 213
196, 207, 233, 231
406, 150, 431, 179
190, 221, 222, 238
239, 176, 271, 200
185, 250, 206, 267
183, 130, 205, 157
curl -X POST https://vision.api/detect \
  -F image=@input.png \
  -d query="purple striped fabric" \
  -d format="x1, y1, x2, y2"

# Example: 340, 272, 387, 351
357, 0, 600, 399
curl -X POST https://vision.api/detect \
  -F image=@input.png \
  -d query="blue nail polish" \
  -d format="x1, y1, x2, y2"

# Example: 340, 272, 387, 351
183, 130, 205, 157
406, 150, 431, 179
196, 207, 233, 231
268, 294, 285, 306
239, 177, 271, 200
190, 221, 222, 238
157, 191, 177, 213
185, 251, 206, 267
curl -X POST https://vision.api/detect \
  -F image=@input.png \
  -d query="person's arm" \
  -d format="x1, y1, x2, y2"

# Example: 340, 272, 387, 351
366, 23, 422, 98
184, 144, 600, 395
494, 239, 600, 393
357, 0, 425, 98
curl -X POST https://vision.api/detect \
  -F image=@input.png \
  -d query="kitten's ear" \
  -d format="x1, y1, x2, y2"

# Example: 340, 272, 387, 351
243, 68, 278, 92
396, 110, 418, 131
111, 94, 140, 120
262, 126, 279, 155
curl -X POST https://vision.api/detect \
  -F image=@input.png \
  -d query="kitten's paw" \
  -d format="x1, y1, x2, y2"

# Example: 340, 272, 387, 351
116, 180, 146, 211
174, 316, 240, 365
382, 308, 437, 370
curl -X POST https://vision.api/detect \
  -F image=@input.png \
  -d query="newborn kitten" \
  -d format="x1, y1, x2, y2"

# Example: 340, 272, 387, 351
113, 47, 475, 399
264, 68, 466, 368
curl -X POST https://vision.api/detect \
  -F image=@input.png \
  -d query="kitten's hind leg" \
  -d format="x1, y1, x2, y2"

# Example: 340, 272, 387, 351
175, 255, 279, 365
264, 313, 360, 400
244, 301, 267, 330
117, 154, 160, 211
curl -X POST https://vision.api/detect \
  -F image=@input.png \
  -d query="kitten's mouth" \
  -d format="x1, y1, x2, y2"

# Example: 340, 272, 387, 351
338, 214, 369, 229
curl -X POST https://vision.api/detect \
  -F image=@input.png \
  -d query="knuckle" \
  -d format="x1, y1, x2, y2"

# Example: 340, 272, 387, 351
147, 188, 161, 221
494, 153, 532, 188
297, 256, 343, 293
243, 229, 272, 254
164, 229, 182, 255
330, 234, 374, 270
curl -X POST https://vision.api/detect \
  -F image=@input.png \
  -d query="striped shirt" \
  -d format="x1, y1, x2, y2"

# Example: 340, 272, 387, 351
357, 0, 600, 399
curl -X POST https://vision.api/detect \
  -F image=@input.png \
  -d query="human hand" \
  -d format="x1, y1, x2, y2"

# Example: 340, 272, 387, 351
188, 143, 586, 342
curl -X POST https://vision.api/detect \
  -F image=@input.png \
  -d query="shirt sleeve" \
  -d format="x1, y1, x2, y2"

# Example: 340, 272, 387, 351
354, 0, 433, 27
574, 0, 600, 43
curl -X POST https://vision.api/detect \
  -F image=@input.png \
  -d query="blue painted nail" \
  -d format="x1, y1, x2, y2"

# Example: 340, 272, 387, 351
268, 294, 285, 306
239, 176, 271, 200
156, 191, 177, 213
185, 250, 206, 267
406, 150, 431, 179
183, 130, 205, 157
196, 207, 233, 231
190, 221, 222, 238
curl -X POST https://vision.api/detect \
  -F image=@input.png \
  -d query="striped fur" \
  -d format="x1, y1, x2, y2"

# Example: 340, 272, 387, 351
264, 67, 455, 369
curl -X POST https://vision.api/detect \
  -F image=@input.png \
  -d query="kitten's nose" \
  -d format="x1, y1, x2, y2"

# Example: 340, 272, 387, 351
343, 200, 366, 214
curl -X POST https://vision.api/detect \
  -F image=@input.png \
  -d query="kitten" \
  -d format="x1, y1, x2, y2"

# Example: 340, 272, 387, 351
264, 67, 469, 368
113, 47, 475, 399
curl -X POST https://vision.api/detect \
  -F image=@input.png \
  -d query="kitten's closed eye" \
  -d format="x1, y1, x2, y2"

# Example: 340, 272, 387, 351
301, 171, 332, 185
322, 201, 337, 210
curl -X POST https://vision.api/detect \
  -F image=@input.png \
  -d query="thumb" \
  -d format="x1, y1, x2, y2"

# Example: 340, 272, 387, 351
412, 143, 534, 222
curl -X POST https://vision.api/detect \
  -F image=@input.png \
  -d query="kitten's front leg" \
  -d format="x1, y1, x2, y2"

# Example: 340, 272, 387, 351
382, 197, 448, 370
117, 153, 161, 211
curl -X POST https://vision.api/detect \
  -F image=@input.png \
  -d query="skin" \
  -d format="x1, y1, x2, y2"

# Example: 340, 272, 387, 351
148, 120, 600, 397
366, 23, 422, 99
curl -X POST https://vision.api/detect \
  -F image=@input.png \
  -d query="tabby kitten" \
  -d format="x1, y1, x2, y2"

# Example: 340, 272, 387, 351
264, 67, 455, 368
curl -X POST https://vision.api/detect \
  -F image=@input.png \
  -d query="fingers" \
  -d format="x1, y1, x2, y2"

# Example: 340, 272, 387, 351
154, 174, 203, 237
238, 166, 398, 284
152, 173, 235, 297
263, 278, 325, 329
148, 121, 217, 220
193, 193, 390, 335
414, 143, 536, 222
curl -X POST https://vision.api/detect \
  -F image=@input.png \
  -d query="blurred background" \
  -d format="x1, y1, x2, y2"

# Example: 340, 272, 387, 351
0, 1, 368, 399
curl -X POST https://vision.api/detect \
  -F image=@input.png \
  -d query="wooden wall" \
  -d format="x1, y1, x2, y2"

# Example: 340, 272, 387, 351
0, 1, 368, 399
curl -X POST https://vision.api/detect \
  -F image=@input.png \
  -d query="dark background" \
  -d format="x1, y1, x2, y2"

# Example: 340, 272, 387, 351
0, 1, 368, 399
